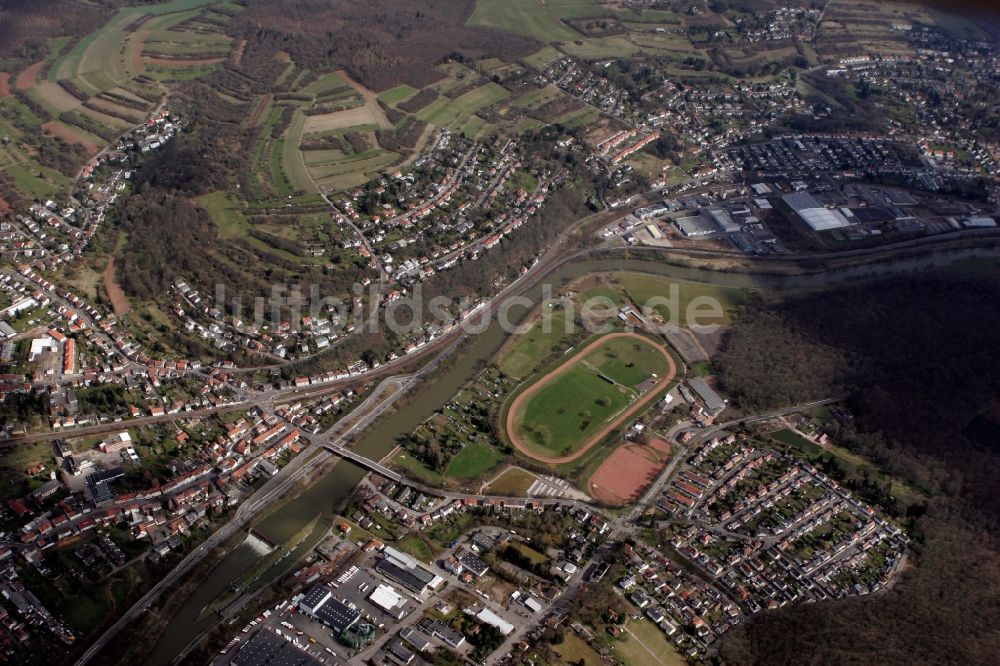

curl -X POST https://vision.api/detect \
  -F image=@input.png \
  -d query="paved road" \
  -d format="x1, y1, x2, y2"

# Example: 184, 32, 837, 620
73, 374, 416, 666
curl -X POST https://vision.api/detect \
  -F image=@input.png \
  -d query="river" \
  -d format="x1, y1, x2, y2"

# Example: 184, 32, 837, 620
147, 246, 1000, 661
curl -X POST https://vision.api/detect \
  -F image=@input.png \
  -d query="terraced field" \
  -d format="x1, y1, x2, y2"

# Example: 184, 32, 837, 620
0, 0, 240, 202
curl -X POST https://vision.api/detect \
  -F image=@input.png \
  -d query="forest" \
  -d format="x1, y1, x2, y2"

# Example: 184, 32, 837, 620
226, 0, 540, 92
713, 267, 1000, 665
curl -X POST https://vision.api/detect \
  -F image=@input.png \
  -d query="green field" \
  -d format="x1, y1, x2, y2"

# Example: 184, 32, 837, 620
280, 110, 312, 193
510, 334, 672, 458
51, 0, 220, 89
616, 618, 687, 666
310, 149, 400, 190
516, 364, 633, 456
468, 0, 582, 42
484, 467, 536, 495
392, 451, 447, 486
546, 0, 608, 20
444, 442, 503, 479
416, 96, 473, 128
199, 191, 249, 239
506, 540, 550, 565
377, 84, 419, 105
615, 272, 748, 326
559, 35, 641, 59
521, 46, 563, 69
453, 82, 511, 113
498, 308, 575, 379
552, 633, 604, 665
510, 85, 564, 109
301, 71, 346, 96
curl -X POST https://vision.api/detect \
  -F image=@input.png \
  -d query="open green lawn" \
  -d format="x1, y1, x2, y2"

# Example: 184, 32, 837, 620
587, 335, 673, 385
199, 191, 248, 239
416, 96, 472, 129
53, 0, 217, 91
510, 85, 564, 109
444, 442, 503, 479
468, 0, 582, 42
498, 308, 574, 379
301, 71, 346, 96
770, 428, 821, 454
616, 272, 748, 326
616, 618, 687, 666
507, 540, 549, 565
484, 467, 536, 495
511, 334, 671, 458
5, 162, 69, 199
392, 451, 446, 486
552, 633, 604, 665
395, 533, 435, 561
310, 149, 400, 190
546, 0, 607, 20
516, 364, 632, 457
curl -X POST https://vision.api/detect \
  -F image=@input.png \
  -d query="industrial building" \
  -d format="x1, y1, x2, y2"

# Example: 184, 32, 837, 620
687, 377, 726, 415
781, 192, 851, 231
457, 551, 489, 577
374, 546, 444, 594
368, 583, 407, 619
469, 608, 514, 635
708, 208, 741, 233
674, 215, 720, 237
229, 629, 323, 666
399, 627, 431, 652
298, 585, 361, 633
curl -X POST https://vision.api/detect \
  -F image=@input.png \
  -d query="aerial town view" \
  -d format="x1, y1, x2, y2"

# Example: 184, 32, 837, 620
0, 0, 998, 664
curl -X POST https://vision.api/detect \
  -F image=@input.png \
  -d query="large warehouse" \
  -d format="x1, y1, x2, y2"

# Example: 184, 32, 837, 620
368, 583, 407, 619
782, 192, 851, 231
298, 585, 361, 633
375, 546, 445, 595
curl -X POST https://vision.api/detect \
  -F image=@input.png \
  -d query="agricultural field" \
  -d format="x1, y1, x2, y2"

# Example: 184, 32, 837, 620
506, 333, 675, 462
452, 82, 511, 113
468, 0, 583, 43
0, 0, 239, 202
521, 46, 563, 70
377, 85, 418, 106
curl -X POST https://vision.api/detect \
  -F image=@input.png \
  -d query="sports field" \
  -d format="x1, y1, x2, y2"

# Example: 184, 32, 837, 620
589, 436, 671, 506
506, 332, 675, 464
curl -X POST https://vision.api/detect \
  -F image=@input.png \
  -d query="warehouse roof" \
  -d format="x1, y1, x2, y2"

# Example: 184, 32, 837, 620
231, 629, 324, 666
688, 377, 726, 414
782, 192, 850, 231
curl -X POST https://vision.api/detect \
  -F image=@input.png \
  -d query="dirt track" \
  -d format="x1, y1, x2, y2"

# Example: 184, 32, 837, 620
15, 61, 43, 90
504, 331, 676, 465
0, 72, 11, 97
